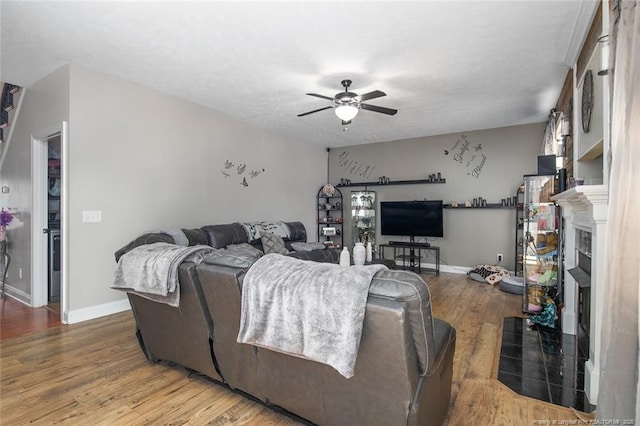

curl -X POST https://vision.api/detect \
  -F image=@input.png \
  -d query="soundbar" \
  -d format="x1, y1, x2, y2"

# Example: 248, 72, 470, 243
388, 241, 430, 247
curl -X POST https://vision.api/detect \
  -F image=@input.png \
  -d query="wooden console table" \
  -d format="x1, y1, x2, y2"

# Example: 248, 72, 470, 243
379, 243, 440, 275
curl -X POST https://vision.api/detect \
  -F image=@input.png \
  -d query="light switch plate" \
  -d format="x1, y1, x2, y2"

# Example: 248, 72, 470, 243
82, 210, 102, 223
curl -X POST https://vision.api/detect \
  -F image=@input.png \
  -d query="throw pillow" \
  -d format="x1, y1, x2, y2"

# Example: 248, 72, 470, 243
290, 242, 326, 252
261, 232, 289, 255
241, 221, 291, 242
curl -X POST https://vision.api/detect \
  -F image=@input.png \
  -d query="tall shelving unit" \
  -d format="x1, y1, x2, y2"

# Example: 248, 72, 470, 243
317, 185, 343, 248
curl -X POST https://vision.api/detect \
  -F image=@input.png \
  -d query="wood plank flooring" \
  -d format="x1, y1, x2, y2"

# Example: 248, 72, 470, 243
0, 296, 62, 340
0, 273, 595, 425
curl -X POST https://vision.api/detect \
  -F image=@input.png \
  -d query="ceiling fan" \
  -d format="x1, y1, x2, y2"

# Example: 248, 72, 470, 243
298, 79, 398, 125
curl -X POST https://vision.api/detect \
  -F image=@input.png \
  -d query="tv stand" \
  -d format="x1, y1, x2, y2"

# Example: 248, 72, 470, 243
389, 240, 430, 247
379, 243, 440, 275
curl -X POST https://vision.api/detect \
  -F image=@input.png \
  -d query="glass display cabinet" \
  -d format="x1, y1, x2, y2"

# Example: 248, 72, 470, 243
351, 191, 376, 249
521, 174, 561, 317
514, 183, 525, 277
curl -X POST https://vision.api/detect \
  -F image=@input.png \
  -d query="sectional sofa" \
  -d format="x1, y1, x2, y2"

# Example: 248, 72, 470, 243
114, 221, 456, 425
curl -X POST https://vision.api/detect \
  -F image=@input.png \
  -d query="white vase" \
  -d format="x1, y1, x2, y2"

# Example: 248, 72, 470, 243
340, 247, 350, 267
353, 242, 366, 266
366, 241, 372, 262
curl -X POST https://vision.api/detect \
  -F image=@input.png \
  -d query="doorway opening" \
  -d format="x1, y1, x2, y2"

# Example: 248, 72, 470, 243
46, 135, 61, 314
32, 122, 68, 323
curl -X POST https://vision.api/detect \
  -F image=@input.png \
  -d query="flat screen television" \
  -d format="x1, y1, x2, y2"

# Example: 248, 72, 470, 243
380, 200, 444, 238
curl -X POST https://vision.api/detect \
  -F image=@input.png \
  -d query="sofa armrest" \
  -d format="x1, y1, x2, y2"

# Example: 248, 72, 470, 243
429, 318, 456, 376
114, 232, 175, 262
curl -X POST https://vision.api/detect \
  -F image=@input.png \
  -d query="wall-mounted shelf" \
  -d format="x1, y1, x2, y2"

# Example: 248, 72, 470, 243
443, 203, 514, 209
337, 178, 446, 188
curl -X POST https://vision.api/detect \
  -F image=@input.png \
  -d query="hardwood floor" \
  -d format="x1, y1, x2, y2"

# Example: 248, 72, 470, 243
0, 296, 62, 340
0, 273, 595, 425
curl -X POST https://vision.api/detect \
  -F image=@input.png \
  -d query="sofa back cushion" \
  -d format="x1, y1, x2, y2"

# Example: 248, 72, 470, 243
285, 221, 307, 242
182, 228, 209, 246
201, 221, 307, 250
287, 248, 339, 263
201, 223, 249, 249
369, 270, 435, 375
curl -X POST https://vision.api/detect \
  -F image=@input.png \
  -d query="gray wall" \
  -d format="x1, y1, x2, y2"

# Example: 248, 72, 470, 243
329, 123, 545, 271
2, 64, 325, 318
0, 65, 70, 297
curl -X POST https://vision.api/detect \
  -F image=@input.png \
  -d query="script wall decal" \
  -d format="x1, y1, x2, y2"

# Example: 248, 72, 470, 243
336, 151, 377, 179
444, 135, 488, 179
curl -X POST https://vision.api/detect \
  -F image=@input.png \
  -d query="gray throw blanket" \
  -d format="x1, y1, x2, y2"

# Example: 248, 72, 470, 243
237, 254, 386, 378
111, 242, 214, 307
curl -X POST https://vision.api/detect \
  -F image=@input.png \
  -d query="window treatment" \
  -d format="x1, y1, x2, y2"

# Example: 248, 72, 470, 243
597, 0, 639, 422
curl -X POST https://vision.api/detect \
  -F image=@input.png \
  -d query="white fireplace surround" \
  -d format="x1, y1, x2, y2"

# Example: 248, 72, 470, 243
552, 184, 609, 404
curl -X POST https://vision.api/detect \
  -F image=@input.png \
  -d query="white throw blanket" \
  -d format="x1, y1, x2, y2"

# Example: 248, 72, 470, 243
237, 254, 386, 378
111, 242, 214, 307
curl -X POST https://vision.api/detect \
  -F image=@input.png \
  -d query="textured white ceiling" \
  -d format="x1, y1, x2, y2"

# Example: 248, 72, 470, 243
1, 1, 598, 147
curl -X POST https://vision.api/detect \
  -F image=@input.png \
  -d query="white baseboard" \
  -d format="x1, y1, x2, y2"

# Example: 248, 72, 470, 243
1, 284, 31, 305
585, 359, 599, 404
437, 264, 473, 275
394, 260, 472, 275
64, 298, 131, 324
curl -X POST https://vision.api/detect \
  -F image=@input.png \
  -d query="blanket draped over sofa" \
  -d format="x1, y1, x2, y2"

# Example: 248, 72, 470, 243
237, 253, 386, 378
111, 242, 214, 307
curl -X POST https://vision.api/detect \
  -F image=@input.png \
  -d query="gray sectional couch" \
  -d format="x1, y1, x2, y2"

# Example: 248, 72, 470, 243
115, 221, 456, 426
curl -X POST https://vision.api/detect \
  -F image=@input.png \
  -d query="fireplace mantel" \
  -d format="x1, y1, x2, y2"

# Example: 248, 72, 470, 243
552, 184, 609, 404
553, 185, 609, 223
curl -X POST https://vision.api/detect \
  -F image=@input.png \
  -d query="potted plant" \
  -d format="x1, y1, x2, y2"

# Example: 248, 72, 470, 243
0, 209, 14, 242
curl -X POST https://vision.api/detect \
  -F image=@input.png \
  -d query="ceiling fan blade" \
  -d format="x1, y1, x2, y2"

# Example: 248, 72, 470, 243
356, 90, 386, 102
297, 106, 333, 117
341, 120, 352, 126
306, 93, 335, 101
361, 103, 398, 115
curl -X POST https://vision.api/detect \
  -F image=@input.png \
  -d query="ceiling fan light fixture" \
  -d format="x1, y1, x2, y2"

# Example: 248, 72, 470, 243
335, 104, 359, 121
298, 80, 396, 123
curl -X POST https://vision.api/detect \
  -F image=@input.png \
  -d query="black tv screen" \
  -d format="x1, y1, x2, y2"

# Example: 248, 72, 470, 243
380, 200, 444, 238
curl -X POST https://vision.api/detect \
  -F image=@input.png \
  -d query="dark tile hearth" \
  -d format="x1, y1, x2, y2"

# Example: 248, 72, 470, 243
498, 317, 595, 413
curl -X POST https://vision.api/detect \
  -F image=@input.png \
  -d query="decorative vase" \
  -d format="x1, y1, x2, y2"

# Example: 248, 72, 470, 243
366, 241, 373, 262
340, 247, 350, 267
0, 226, 6, 242
353, 242, 366, 266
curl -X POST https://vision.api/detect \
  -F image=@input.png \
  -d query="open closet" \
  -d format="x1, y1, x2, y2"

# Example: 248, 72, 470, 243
47, 135, 61, 309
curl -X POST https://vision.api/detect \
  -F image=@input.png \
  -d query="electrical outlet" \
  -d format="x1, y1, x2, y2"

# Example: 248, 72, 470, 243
497, 253, 504, 263
18, 268, 22, 279
82, 210, 102, 223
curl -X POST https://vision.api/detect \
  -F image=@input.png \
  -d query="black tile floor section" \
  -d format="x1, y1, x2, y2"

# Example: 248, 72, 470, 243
498, 317, 596, 413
